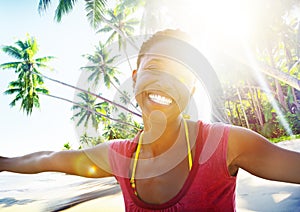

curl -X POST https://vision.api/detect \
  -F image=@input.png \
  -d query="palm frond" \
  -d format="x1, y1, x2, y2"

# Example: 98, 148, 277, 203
81, 65, 98, 71
35, 87, 49, 94
35, 62, 52, 70
4, 88, 22, 95
87, 69, 101, 82
96, 25, 113, 33
76, 113, 87, 127
105, 31, 117, 44
106, 55, 119, 64
15, 40, 27, 51
126, 18, 140, 26
35, 74, 45, 84
77, 92, 89, 101
71, 111, 83, 120
9, 96, 22, 107
0, 62, 22, 70
55, 0, 78, 22
35, 56, 55, 63
33, 96, 40, 108
116, 0, 143, 11
103, 74, 111, 88
84, 113, 91, 127
85, 0, 107, 29
38, 0, 52, 13
113, 76, 120, 85
1, 46, 23, 59
8, 80, 23, 88
21, 97, 33, 115
29, 37, 39, 55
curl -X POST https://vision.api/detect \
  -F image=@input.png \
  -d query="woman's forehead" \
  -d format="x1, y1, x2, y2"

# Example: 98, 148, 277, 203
138, 55, 196, 80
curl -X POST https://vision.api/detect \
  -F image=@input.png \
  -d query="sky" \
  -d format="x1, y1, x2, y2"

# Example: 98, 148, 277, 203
0, 0, 215, 157
0, 0, 270, 156
0, 1, 100, 156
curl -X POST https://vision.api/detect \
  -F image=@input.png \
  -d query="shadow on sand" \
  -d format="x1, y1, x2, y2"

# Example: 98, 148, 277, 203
0, 197, 36, 207
237, 177, 300, 211
44, 181, 121, 212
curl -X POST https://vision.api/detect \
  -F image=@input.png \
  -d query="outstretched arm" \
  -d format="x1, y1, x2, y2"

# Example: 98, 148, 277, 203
228, 126, 300, 184
0, 143, 113, 178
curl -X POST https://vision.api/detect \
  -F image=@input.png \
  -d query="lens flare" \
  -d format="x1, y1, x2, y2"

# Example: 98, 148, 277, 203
88, 166, 97, 176
243, 43, 293, 136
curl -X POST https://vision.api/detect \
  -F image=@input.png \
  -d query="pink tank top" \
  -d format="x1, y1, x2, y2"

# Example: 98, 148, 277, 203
109, 121, 236, 211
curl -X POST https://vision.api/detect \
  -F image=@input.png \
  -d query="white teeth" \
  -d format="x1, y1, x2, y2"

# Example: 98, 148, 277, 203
149, 94, 172, 105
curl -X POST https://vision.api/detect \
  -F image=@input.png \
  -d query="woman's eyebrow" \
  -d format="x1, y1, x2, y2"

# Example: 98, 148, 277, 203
143, 58, 166, 70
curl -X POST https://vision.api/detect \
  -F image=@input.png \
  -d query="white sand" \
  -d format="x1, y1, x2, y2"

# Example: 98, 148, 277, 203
1, 140, 299, 211
64, 192, 124, 212
236, 139, 300, 211
66, 139, 300, 211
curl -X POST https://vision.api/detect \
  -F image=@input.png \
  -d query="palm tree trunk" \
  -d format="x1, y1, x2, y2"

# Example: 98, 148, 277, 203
235, 103, 243, 127
228, 49, 300, 91
236, 87, 250, 128
44, 93, 140, 129
31, 70, 142, 118
297, 20, 300, 58
100, 67, 140, 113
229, 101, 236, 124
247, 82, 264, 127
268, 49, 287, 111
259, 62, 300, 90
254, 87, 264, 126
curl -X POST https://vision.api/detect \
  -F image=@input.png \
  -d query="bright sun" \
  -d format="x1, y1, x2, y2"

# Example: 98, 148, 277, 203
192, 0, 255, 41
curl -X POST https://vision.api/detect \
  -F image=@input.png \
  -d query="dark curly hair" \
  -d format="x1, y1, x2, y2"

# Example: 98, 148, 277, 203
136, 29, 191, 69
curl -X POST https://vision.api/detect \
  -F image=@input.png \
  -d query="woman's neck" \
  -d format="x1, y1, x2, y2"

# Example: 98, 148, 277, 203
142, 116, 184, 156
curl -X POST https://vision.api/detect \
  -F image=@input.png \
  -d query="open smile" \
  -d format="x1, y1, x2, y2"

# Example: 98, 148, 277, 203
148, 93, 173, 105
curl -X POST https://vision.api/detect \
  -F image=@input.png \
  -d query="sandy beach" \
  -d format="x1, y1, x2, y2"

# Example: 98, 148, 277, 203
0, 140, 299, 212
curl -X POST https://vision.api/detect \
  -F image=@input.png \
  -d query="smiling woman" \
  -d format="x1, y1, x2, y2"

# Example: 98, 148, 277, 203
1, 28, 300, 212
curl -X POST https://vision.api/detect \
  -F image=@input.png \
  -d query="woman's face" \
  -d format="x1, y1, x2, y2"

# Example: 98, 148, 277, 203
134, 41, 196, 121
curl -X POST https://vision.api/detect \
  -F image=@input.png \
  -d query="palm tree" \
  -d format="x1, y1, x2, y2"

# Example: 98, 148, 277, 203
97, 3, 139, 49
82, 41, 140, 113
72, 91, 110, 130
0, 35, 54, 115
82, 41, 120, 89
72, 91, 140, 142
97, 2, 140, 71
38, 0, 107, 23
38, 0, 142, 50
79, 132, 104, 147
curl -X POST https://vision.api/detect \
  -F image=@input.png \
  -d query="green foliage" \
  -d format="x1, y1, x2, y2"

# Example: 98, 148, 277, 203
270, 134, 300, 143
223, 2, 300, 140
80, 132, 105, 147
35, 0, 144, 146
261, 121, 286, 139
102, 112, 141, 140
1, 35, 53, 115
283, 112, 300, 135
7, 0, 300, 146
81, 42, 120, 88
38, 0, 107, 25
63, 142, 72, 150
97, 1, 140, 50
71, 91, 110, 130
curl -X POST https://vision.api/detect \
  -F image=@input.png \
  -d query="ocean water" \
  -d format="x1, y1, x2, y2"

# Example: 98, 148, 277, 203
0, 172, 120, 211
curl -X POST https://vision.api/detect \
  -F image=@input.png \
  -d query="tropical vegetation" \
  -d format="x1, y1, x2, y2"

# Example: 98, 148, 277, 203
1, 0, 300, 149
0, 35, 54, 115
